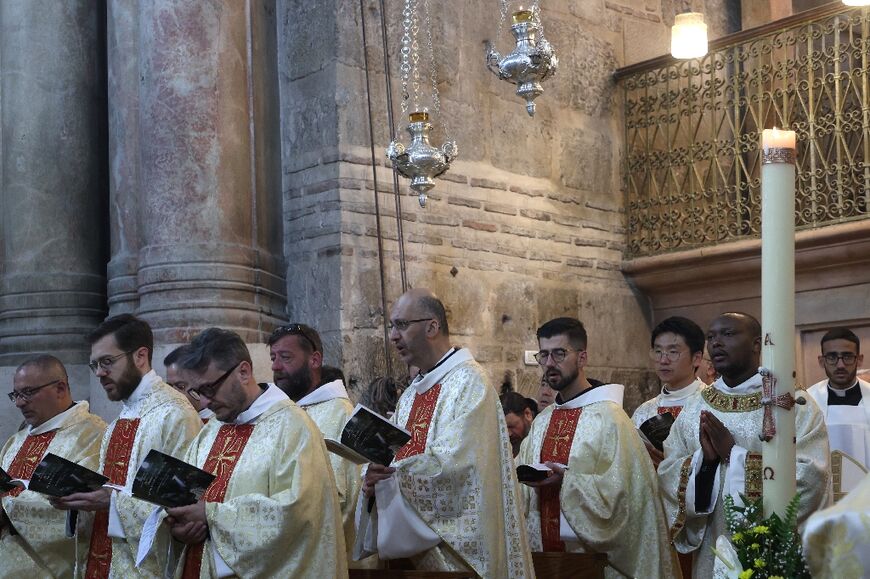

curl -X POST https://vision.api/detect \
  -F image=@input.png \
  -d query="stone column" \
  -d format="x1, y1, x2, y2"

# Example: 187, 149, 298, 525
0, 1, 108, 363
106, 0, 142, 314
134, 0, 286, 343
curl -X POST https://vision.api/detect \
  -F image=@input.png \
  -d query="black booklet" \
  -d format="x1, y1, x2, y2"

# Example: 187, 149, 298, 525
28, 453, 108, 497
130, 449, 215, 508
516, 463, 567, 483
638, 412, 676, 452
324, 404, 412, 465
0, 465, 24, 493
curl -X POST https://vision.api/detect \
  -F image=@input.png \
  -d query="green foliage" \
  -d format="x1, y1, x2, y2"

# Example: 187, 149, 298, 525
723, 494, 811, 579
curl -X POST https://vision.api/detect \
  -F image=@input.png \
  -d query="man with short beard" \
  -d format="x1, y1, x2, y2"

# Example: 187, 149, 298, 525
268, 324, 361, 564
658, 312, 831, 577
51, 314, 202, 579
516, 317, 678, 578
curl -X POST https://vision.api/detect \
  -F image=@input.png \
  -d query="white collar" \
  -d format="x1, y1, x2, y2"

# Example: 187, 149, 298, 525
659, 378, 704, 405
198, 407, 215, 419
556, 383, 625, 410
297, 379, 350, 407
411, 348, 474, 394
122, 369, 160, 409
29, 401, 89, 435
233, 384, 289, 425
712, 372, 762, 395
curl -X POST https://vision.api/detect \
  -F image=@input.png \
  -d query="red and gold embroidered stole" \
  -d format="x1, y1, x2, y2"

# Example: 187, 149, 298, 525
394, 384, 442, 462
181, 424, 255, 579
539, 407, 582, 552
85, 418, 141, 579
4, 431, 57, 498
658, 405, 684, 419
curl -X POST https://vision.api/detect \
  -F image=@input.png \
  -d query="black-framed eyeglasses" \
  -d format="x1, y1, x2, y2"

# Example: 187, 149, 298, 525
534, 348, 580, 365
269, 324, 320, 353
88, 351, 133, 374
822, 352, 858, 365
8, 379, 62, 403
388, 318, 433, 331
650, 349, 685, 362
188, 362, 241, 401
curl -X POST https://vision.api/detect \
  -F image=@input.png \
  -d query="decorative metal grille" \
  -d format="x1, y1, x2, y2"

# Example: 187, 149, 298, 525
619, 6, 870, 258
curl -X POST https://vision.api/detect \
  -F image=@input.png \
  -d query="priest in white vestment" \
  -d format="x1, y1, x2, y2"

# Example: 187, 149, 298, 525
518, 317, 679, 579
659, 313, 831, 578
268, 323, 362, 562
806, 327, 870, 500
1, 355, 107, 579
51, 314, 202, 579
358, 288, 535, 578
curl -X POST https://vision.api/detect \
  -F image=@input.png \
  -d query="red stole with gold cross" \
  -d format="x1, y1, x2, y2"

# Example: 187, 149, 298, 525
85, 418, 141, 579
4, 431, 57, 498
658, 405, 684, 419
539, 407, 582, 552
181, 423, 255, 579
394, 384, 442, 462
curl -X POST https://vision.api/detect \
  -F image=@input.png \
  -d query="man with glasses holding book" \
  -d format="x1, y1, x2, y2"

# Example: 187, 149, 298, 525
156, 327, 346, 578
358, 288, 534, 578
268, 323, 363, 566
1, 354, 106, 578
50, 314, 202, 579
807, 327, 870, 499
516, 317, 678, 579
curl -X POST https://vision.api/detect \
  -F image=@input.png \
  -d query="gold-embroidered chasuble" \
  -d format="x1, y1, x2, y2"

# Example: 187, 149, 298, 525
517, 384, 680, 579
0, 402, 106, 579
658, 374, 831, 578
173, 395, 347, 579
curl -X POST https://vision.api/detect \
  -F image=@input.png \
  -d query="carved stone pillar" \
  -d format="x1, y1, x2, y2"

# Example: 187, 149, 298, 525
0, 1, 108, 364
133, 0, 286, 342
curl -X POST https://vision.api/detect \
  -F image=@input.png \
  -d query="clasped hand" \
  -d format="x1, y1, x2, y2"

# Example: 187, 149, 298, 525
699, 410, 735, 464
50, 487, 112, 512
165, 501, 209, 544
362, 463, 396, 498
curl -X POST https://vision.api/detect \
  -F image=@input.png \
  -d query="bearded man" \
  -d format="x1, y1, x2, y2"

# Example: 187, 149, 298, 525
51, 314, 202, 578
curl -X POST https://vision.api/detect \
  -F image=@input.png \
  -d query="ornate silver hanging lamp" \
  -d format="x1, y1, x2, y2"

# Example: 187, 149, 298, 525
486, 3, 558, 117
386, 0, 457, 208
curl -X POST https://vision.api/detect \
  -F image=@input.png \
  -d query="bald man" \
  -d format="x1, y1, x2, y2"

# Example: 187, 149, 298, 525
357, 288, 534, 577
658, 312, 831, 577
1, 355, 106, 578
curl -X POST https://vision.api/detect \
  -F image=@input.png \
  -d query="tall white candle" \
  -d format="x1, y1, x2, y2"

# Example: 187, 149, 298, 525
760, 127, 797, 518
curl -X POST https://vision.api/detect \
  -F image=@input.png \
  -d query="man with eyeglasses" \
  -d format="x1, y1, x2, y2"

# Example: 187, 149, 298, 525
515, 317, 678, 579
633, 316, 708, 469
268, 323, 362, 566
50, 314, 202, 579
807, 327, 870, 499
153, 327, 347, 578
0, 354, 106, 578
658, 312, 830, 578
358, 288, 534, 578
164, 345, 215, 423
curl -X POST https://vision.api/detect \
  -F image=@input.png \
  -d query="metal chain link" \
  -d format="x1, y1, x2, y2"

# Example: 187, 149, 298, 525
400, 0, 413, 114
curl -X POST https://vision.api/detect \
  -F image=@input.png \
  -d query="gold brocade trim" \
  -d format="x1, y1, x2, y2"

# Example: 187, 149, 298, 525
745, 453, 763, 501
669, 457, 693, 544
702, 387, 762, 412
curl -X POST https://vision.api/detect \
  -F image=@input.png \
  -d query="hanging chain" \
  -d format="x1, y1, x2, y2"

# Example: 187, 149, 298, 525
423, 0, 447, 132
400, 0, 413, 115
497, 0, 508, 42
410, 0, 421, 112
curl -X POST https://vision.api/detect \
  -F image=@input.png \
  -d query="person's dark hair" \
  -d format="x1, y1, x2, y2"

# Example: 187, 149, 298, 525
418, 295, 449, 336
16, 353, 69, 384
178, 328, 252, 373
537, 317, 588, 350
163, 345, 190, 368
524, 397, 539, 418
321, 365, 345, 385
359, 376, 403, 417
821, 327, 860, 353
266, 323, 323, 354
651, 316, 706, 354
500, 391, 535, 417
86, 314, 154, 364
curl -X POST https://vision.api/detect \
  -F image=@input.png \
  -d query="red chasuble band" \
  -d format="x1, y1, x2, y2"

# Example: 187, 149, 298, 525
539, 407, 582, 552
181, 423, 255, 579
85, 418, 141, 579
394, 384, 442, 462
658, 405, 684, 419
4, 431, 57, 498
